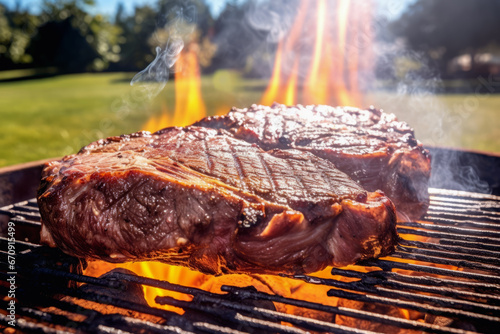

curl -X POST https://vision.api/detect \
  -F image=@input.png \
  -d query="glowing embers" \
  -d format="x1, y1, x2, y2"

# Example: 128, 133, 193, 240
83, 261, 338, 319
261, 0, 373, 107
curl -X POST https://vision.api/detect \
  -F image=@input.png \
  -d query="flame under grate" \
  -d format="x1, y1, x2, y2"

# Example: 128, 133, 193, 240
0, 188, 499, 334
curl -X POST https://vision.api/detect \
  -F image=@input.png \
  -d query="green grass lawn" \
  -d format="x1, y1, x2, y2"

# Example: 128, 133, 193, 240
362, 92, 500, 154
0, 71, 498, 167
0, 71, 264, 167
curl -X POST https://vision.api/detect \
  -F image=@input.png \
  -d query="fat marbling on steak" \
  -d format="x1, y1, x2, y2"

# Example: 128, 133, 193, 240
195, 103, 431, 220
38, 126, 397, 275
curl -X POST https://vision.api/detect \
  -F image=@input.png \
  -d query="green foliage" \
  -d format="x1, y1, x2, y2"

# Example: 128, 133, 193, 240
115, 4, 158, 70
392, 0, 500, 70
0, 0, 257, 73
34, 0, 121, 71
0, 4, 39, 69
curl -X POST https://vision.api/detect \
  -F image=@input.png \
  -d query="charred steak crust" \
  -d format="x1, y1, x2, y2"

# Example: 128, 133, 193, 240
38, 126, 398, 275
194, 103, 431, 220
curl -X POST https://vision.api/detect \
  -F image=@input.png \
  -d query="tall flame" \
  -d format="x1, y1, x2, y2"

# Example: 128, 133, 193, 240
261, 0, 373, 107
142, 42, 207, 132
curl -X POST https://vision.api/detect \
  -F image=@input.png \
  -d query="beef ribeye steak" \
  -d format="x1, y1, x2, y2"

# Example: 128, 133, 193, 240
38, 126, 397, 275
195, 103, 431, 220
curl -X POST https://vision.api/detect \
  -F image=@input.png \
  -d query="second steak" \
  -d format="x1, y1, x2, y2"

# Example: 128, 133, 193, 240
195, 103, 431, 220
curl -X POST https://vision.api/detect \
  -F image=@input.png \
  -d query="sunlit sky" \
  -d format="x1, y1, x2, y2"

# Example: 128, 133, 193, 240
3, 0, 412, 19
2, 0, 239, 18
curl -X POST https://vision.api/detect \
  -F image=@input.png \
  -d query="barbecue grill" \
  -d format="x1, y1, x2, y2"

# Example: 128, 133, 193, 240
1, 147, 499, 334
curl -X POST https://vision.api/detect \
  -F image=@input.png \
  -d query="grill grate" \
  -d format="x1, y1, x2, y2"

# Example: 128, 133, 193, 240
1, 188, 499, 333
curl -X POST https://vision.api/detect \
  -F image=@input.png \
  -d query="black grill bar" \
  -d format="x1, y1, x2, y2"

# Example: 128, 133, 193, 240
397, 227, 500, 247
329, 268, 500, 297
428, 188, 500, 201
389, 249, 500, 274
326, 289, 500, 323
157, 294, 376, 334
2, 187, 500, 333
286, 275, 500, 321
156, 296, 316, 334
364, 259, 500, 284
438, 238, 500, 252
398, 222, 500, 237
219, 285, 474, 334
398, 239, 500, 261
422, 216, 500, 230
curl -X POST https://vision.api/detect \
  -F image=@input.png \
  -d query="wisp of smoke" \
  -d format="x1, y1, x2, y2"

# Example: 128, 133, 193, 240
372, 13, 492, 194
131, 38, 184, 100
130, 2, 197, 100
246, 0, 298, 43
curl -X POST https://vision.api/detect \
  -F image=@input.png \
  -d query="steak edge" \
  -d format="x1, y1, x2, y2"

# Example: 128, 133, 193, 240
38, 127, 398, 275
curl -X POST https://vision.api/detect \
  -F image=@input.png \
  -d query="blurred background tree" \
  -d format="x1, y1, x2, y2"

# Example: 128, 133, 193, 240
391, 0, 500, 79
27, 0, 122, 72
112, 3, 157, 71
0, 0, 280, 76
0, 3, 39, 70
1, 0, 500, 80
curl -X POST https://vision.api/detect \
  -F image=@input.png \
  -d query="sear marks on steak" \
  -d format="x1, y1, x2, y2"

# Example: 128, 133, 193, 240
38, 126, 397, 275
194, 103, 431, 220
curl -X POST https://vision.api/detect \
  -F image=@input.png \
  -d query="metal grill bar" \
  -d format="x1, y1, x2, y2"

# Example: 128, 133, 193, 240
422, 216, 500, 230
365, 259, 500, 284
428, 188, 500, 200
398, 222, 500, 237
218, 285, 474, 334
286, 274, 500, 320
327, 272, 500, 306
389, 249, 500, 273
1, 187, 500, 333
438, 238, 500, 252
397, 227, 500, 247
398, 239, 500, 260
156, 295, 377, 334
329, 268, 500, 297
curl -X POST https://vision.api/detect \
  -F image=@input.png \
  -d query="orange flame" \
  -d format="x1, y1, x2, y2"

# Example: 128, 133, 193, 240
261, 0, 373, 107
142, 42, 207, 132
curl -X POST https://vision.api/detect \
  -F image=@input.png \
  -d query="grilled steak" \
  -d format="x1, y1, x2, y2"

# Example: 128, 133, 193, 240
38, 126, 397, 275
195, 103, 431, 220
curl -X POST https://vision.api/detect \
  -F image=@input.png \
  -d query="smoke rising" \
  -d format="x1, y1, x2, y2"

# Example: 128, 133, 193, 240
370, 13, 492, 194
245, 0, 298, 43
130, 2, 198, 99
130, 39, 183, 100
